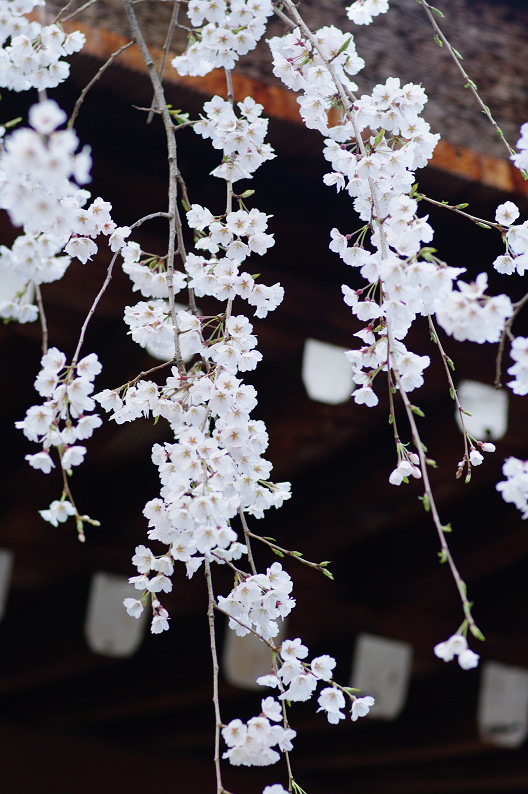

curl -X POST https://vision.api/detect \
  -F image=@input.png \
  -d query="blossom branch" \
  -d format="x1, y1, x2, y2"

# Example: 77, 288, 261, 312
495, 289, 528, 386
388, 330, 483, 640
246, 530, 333, 579
417, 192, 502, 231
122, 0, 187, 373
428, 316, 471, 475
418, 0, 521, 163
214, 602, 278, 653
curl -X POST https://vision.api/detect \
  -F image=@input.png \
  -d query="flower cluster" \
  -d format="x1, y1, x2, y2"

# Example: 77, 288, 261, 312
122, 301, 189, 361
496, 457, 528, 518
112, 361, 291, 630
17, 346, 102, 468
434, 633, 479, 670
222, 633, 374, 770
0, 1, 84, 91
506, 336, 528, 395
222, 697, 296, 767
186, 203, 281, 319
218, 562, 294, 640
268, 25, 364, 136
16, 346, 102, 528
389, 450, 421, 486
435, 272, 513, 344
0, 100, 130, 321
491, 199, 528, 276
194, 95, 275, 182
172, 0, 273, 76
257, 638, 375, 724
0, 99, 90, 233
270, 18, 515, 425
121, 241, 185, 299
346, 0, 390, 26
511, 122, 528, 173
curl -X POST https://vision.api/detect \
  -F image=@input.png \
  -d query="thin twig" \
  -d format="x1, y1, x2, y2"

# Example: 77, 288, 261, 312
238, 509, 257, 575
117, 358, 181, 391
210, 551, 250, 578
495, 289, 528, 386
417, 193, 501, 230
204, 560, 235, 794
147, 1, 181, 123
224, 67, 234, 221
272, 653, 295, 793
58, 0, 99, 23
419, 0, 519, 161
428, 316, 471, 475
68, 41, 135, 129
34, 284, 48, 356
53, 0, 76, 23
123, 0, 187, 374
71, 249, 120, 369
214, 602, 278, 653
131, 211, 172, 230
69, 212, 171, 373
246, 529, 331, 577
386, 348, 401, 449
388, 327, 482, 638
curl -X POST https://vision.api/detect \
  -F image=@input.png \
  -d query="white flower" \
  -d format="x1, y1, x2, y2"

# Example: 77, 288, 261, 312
25, 450, 54, 473
41, 346, 67, 373
147, 573, 172, 593
256, 674, 280, 689
151, 609, 170, 633
480, 442, 496, 453
278, 673, 318, 702
39, 499, 76, 526
495, 201, 520, 226
350, 695, 375, 721
434, 633, 467, 662
123, 597, 144, 618
62, 445, 87, 469
64, 236, 98, 264
29, 99, 66, 134
261, 697, 282, 722
311, 654, 336, 680
280, 638, 308, 661
458, 649, 479, 670
469, 449, 484, 466
317, 686, 346, 724
132, 545, 156, 574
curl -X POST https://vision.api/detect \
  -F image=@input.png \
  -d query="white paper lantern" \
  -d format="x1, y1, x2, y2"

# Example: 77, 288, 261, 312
478, 661, 528, 748
85, 571, 148, 657
456, 379, 508, 440
302, 338, 353, 405
223, 620, 287, 690
350, 633, 413, 720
